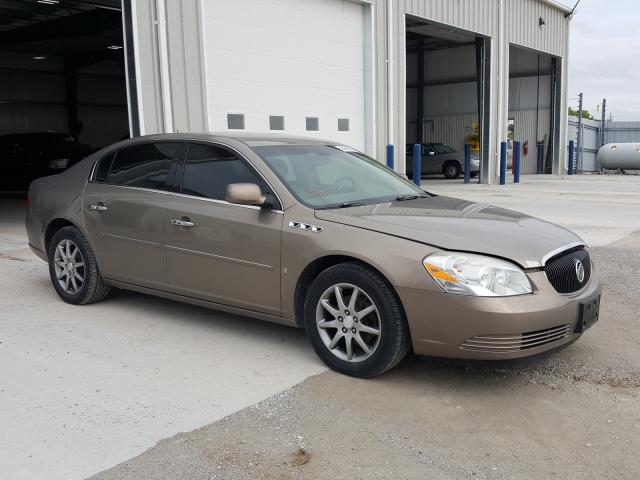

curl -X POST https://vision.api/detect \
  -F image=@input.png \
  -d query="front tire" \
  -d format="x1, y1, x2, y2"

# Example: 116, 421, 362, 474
303, 262, 411, 378
443, 161, 461, 179
48, 226, 110, 305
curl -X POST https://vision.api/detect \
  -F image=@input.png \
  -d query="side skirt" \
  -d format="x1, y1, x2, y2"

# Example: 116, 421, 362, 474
105, 279, 298, 328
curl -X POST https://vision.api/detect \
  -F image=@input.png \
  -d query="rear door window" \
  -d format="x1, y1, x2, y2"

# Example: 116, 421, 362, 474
106, 142, 186, 191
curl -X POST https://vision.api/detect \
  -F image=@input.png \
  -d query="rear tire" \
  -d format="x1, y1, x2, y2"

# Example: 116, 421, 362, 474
48, 226, 110, 305
303, 262, 411, 378
443, 161, 461, 179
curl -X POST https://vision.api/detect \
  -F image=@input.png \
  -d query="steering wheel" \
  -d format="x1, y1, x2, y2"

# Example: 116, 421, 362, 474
333, 176, 357, 192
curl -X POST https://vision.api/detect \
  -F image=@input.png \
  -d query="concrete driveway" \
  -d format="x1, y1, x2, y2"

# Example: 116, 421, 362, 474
2, 174, 640, 479
0, 197, 325, 480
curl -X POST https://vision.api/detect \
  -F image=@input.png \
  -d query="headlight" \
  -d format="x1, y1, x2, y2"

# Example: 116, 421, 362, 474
423, 252, 532, 297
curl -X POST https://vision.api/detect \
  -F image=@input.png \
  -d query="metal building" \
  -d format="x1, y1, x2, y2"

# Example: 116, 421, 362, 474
125, 0, 572, 184
0, 0, 573, 188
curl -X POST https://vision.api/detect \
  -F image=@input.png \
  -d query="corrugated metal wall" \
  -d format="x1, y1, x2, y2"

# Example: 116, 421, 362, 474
403, 0, 498, 36
0, 52, 128, 146
510, 109, 551, 173
423, 113, 478, 152
130, 0, 570, 182
505, 0, 569, 56
568, 116, 600, 172
386, 0, 570, 181
605, 121, 640, 144
131, 0, 208, 135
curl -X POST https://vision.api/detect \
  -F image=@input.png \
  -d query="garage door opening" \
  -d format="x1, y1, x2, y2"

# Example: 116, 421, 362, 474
405, 16, 490, 182
0, 0, 131, 193
508, 45, 561, 174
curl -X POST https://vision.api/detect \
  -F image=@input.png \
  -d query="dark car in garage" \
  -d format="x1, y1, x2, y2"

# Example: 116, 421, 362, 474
0, 132, 97, 192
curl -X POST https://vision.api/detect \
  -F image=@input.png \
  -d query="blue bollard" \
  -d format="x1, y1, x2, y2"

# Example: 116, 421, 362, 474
499, 141, 507, 185
568, 140, 575, 175
464, 144, 471, 184
412, 144, 421, 186
386, 144, 394, 170
536, 141, 544, 174
513, 141, 521, 184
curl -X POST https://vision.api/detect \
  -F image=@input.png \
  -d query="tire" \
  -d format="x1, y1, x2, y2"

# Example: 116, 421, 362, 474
303, 262, 411, 378
443, 161, 461, 179
48, 226, 110, 305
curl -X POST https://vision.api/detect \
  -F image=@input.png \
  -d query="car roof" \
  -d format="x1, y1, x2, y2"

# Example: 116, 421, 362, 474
116, 132, 343, 148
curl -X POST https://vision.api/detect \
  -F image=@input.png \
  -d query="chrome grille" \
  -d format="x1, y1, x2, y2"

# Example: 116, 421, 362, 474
461, 324, 573, 353
544, 247, 591, 294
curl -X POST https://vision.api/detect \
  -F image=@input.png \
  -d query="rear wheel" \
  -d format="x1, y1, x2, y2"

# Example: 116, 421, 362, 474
443, 161, 461, 179
304, 262, 411, 378
48, 226, 110, 305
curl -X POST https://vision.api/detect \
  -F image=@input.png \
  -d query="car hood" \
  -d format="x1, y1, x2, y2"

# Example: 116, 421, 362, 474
314, 196, 583, 268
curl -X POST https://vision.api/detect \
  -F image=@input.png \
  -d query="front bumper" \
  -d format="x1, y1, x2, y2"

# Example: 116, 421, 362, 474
397, 269, 602, 360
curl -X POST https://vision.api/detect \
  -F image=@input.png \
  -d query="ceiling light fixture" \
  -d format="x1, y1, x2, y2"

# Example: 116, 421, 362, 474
107, 45, 123, 50
37, 0, 60, 5
32, 56, 47, 60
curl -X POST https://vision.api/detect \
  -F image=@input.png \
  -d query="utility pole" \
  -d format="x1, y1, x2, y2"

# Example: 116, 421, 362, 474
601, 98, 607, 147
577, 92, 583, 173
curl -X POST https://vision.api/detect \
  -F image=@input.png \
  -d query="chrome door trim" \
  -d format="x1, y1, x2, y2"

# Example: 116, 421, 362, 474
88, 139, 286, 213
165, 245, 275, 271
87, 183, 284, 214
99, 232, 162, 247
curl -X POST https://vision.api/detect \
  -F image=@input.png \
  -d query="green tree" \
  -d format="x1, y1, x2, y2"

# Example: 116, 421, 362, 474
568, 107, 594, 120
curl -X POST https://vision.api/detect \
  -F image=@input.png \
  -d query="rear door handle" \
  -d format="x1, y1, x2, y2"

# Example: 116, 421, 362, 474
89, 203, 108, 212
170, 218, 195, 228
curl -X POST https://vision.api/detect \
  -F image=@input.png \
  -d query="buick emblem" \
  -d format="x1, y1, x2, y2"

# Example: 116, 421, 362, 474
575, 259, 585, 283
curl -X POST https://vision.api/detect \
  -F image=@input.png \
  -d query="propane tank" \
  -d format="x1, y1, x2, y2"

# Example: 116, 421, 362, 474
597, 143, 640, 170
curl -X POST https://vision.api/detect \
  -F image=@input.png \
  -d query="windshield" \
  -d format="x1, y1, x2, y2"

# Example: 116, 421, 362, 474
251, 145, 426, 209
431, 143, 457, 154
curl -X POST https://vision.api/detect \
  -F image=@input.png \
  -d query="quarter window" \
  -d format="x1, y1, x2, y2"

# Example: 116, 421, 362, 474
93, 152, 115, 182
106, 142, 185, 190
182, 143, 264, 201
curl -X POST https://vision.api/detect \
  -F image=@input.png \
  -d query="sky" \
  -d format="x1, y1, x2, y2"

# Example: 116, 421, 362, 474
567, 0, 640, 121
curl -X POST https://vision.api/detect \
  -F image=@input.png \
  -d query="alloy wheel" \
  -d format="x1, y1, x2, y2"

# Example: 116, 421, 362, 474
315, 283, 381, 362
53, 239, 85, 294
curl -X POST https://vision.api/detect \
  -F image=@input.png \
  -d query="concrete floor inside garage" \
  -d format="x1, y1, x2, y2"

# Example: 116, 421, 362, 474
1, 174, 640, 480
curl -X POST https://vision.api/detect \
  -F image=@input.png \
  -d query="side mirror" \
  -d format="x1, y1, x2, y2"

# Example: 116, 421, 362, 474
226, 183, 266, 206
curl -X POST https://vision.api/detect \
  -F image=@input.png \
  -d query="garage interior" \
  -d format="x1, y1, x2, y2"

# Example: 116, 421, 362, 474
508, 45, 560, 174
405, 16, 490, 181
0, 0, 128, 192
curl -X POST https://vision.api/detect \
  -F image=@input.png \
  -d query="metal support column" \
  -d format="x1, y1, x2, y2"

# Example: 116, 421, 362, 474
577, 92, 584, 173
600, 98, 607, 147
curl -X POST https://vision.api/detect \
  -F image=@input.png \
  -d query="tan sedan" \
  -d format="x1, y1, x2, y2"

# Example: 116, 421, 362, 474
26, 133, 601, 377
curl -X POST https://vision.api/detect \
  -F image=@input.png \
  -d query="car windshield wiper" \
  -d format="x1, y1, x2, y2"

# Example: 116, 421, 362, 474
395, 194, 428, 201
317, 202, 366, 210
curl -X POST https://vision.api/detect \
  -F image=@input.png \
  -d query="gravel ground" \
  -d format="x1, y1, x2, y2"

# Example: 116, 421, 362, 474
91, 232, 640, 480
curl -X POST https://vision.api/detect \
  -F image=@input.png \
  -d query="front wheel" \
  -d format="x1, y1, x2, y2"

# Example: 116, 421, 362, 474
48, 226, 110, 305
443, 161, 461, 179
304, 262, 411, 378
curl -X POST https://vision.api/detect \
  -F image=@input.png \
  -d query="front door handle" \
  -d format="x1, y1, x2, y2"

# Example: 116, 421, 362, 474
170, 218, 195, 228
89, 203, 108, 212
